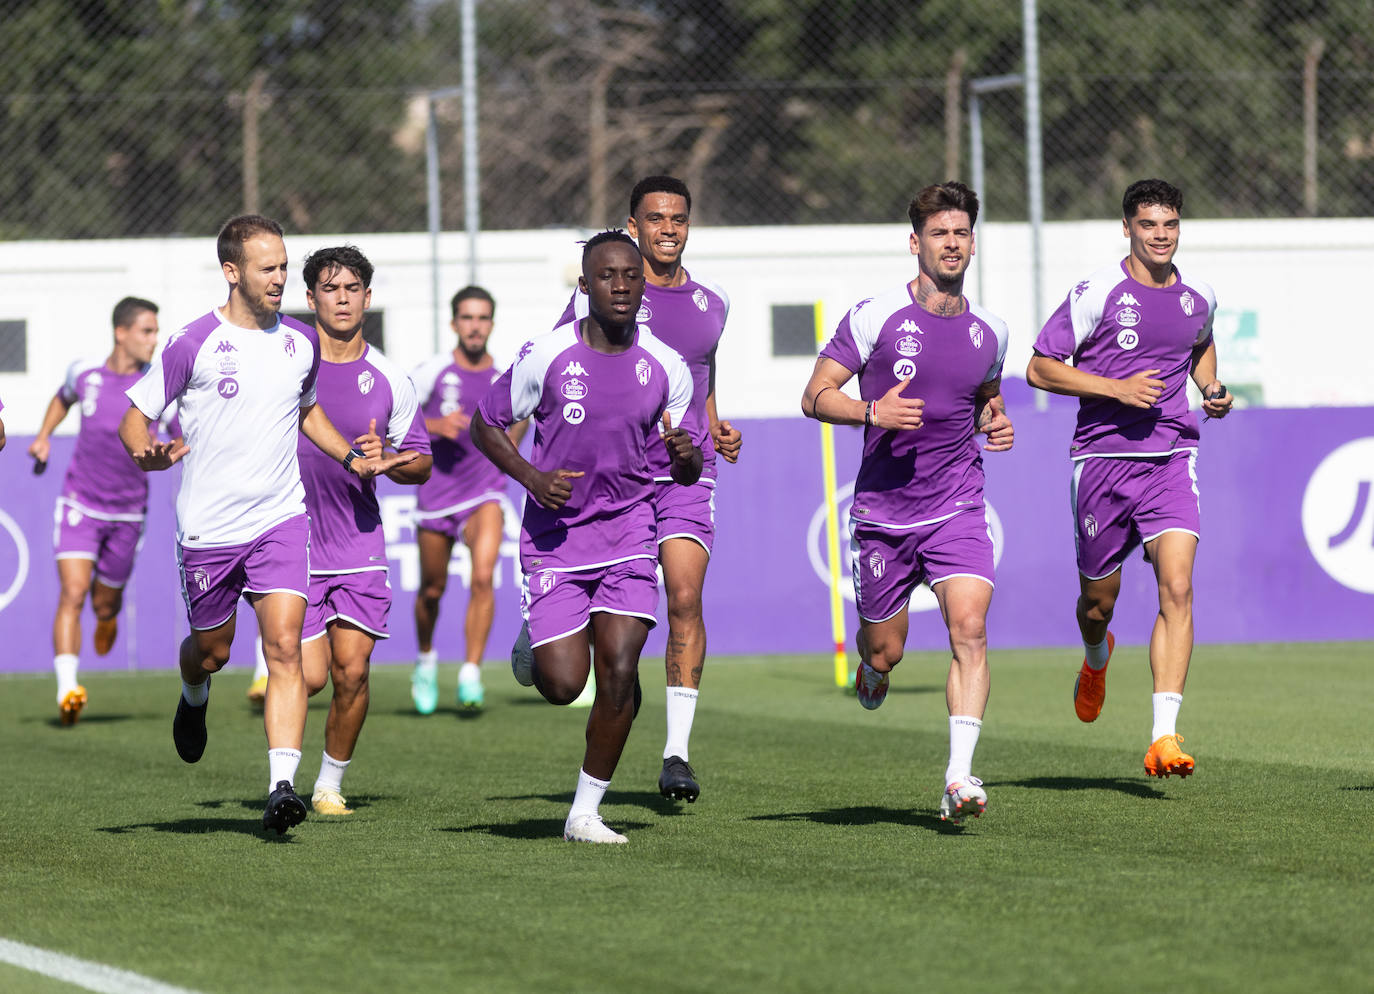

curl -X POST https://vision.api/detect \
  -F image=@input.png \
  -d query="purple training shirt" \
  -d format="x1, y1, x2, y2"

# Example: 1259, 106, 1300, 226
410, 354, 507, 515
59, 360, 151, 516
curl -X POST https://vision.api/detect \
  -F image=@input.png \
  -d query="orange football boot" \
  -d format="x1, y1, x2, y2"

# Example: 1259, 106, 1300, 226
1073, 632, 1114, 723
1144, 734, 1194, 779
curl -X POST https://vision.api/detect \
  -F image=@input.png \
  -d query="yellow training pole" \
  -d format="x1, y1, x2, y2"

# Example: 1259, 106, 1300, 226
814, 301, 850, 689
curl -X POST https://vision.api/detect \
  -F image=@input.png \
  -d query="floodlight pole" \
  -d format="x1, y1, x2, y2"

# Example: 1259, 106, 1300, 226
968, 73, 1023, 299
1024, 0, 1046, 412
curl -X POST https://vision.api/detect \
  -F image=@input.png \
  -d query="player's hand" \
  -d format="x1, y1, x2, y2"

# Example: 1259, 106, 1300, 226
875, 377, 924, 430
979, 408, 1015, 451
661, 412, 696, 467
129, 437, 189, 471
530, 468, 584, 510
711, 419, 742, 463
434, 408, 466, 441
354, 419, 384, 460
1201, 380, 1233, 420
1116, 369, 1165, 408
27, 437, 50, 464
351, 448, 418, 480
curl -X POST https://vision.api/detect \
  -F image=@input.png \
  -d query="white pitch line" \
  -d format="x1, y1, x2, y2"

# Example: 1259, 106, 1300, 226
0, 938, 206, 994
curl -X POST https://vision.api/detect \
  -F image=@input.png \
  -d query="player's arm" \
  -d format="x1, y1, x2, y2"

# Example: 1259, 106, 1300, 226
705, 348, 742, 463
661, 411, 702, 486
973, 377, 1014, 452
470, 409, 581, 510
27, 392, 74, 466
299, 403, 417, 480
802, 357, 924, 430
119, 405, 188, 471
506, 417, 531, 448
0, 413, 6, 452
351, 417, 433, 485
1025, 352, 1164, 409
1189, 338, 1233, 419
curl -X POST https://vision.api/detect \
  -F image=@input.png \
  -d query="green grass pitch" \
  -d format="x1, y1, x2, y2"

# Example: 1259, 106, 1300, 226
1, 642, 1371, 993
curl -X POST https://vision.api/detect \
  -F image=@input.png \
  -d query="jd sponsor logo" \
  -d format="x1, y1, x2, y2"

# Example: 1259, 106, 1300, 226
563, 402, 585, 425
808, 482, 1004, 613
1116, 328, 1139, 351
218, 378, 239, 398
1302, 437, 1374, 594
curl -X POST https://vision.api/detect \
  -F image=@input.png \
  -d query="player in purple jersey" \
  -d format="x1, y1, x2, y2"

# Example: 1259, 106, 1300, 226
294, 245, 432, 815
802, 182, 1014, 825
0, 396, 6, 450
117, 215, 416, 835
1027, 179, 1233, 780
472, 231, 701, 844
409, 286, 526, 714
28, 297, 161, 724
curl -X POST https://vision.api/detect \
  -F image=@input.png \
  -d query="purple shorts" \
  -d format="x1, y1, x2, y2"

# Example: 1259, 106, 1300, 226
521, 557, 659, 647
303, 569, 392, 641
52, 498, 144, 588
849, 508, 995, 623
653, 479, 715, 554
178, 514, 310, 630
1071, 450, 1200, 580
414, 493, 504, 541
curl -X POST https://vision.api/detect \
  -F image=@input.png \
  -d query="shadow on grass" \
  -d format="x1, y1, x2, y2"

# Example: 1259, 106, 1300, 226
191, 795, 396, 814
35, 714, 139, 728
486, 789, 692, 816
1340, 784, 1374, 792
443, 818, 653, 840
992, 775, 1166, 799
97, 816, 297, 842
748, 806, 969, 835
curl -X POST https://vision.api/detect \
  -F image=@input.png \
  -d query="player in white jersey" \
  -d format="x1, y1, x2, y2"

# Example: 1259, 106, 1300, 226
28, 296, 161, 723
118, 214, 415, 835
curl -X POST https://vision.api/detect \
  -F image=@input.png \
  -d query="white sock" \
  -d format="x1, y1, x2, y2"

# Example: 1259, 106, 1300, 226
945, 715, 983, 786
252, 636, 269, 681
268, 748, 302, 792
314, 752, 350, 795
663, 687, 699, 761
1151, 692, 1183, 741
416, 650, 437, 672
568, 768, 610, 820
1083, 636, 1110, 670
459, 661, 481, 683
54, 654, 79, 699
181, 677, 210, 706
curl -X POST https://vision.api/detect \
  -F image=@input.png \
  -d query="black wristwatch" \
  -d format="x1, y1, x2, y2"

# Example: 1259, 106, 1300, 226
343, 446, 366, 472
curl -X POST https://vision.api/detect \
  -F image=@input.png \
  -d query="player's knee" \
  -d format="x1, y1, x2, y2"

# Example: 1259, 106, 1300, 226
1158, 575, 1193, 614
418, 578, 447, 603
947, 612, 987, 648
666, 585, 702, 624
867, 636, 904, 669
468, 572, 494, 599
331, 656, 369, 695
262, 633, 301, 669
538, 671, 584, 706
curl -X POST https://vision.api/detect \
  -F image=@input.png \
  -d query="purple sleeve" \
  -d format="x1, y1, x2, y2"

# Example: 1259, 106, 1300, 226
129, 331, 198, 418
817, 312, 862, 372
476, 365, 518, 430
300, 325, 321, 406
553, 293, 576, 330
1032, 296, 1077, 360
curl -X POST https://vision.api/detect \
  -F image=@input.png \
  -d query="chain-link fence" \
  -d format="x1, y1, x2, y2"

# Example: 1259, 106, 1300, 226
2, 0, 1371, 240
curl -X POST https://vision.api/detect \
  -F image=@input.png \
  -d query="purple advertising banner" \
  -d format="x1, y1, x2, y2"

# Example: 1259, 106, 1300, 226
2, 403, 1372, 674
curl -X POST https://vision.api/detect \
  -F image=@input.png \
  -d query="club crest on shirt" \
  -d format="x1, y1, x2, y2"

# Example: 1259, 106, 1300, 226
282, 332, 296, 357
563, 401, 585, 424
1083, 513, 1098, 539
193, 567, 210, 592
66, 505, 83, 527
895, 334, 922, 358
1180, 291, 1195, 316
868, 551, 885, 580
635, 358, 651, 386
692, 288, 708, 312
968, 321, 984, 349
358, 370, 375, 395
637, 303, 653, 323
561, 378, 587, 400
1116, 306, 1141, 328
538, 570, 557, 594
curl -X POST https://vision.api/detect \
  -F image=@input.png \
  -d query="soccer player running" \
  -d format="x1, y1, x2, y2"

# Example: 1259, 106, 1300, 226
1026, 178, 1233, 779
801, 182, 1014, 825
295, 245, 432, 815
28, 297, 161, 723
554, 175, 742, 802
118, 214, 415, 835
471, 231, 700, 844
409, 286, 525, 713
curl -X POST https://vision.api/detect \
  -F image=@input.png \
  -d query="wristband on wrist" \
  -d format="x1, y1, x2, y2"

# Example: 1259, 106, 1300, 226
343, 446, 366, 472
865, 400, 878, 427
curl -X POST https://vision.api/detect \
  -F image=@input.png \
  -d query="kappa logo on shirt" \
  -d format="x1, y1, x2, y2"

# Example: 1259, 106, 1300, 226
692, 288, 708, 312
1073, 280, 1091, 301
898, 319, 922, 336
635, 358, 651, 386
214, 341, 237, 354
441, 371, 460, 385
358, 370, 375, 395
1180, 291, 1196, 316
562, 361, 588, 377
968, 322, 984, 349
561, 378, 587, 400
164, 329, 187, 350
1116, 293, 1140, 307
853, 297, 874, 313
282, 332, 296, 357
516, 341, 534, 364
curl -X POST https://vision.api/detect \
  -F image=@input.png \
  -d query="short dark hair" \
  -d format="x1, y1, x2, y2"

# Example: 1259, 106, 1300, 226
450, 285, 495, 319
302, 244, 375, 292
1123, 178, 1183, 219
112, 296, 157, 330
907, 181, 980, 233
630, 175, 692, 217
581, 229, 640, 266
217, 214, 284, 267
